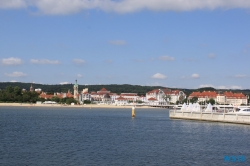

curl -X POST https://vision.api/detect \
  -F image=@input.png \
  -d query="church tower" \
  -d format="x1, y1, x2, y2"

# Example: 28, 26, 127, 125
30, 84, 34, 92
73, 80, 79, 100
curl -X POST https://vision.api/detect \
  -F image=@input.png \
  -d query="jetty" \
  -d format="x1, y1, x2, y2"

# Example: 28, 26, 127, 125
169, 103, 250, 125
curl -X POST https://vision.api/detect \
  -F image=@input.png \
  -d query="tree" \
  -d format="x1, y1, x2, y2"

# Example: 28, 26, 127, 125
208, 98, 215, 105
65, 98, 77, 105
23, 94, 30, 102
6, 86, 14, 93
136, 100, 143, 104
190, 97, 198, 103
14, 86, 21, 95
51, 96, 60, 103
84, 100, 91, 104
182, 98, 188, 104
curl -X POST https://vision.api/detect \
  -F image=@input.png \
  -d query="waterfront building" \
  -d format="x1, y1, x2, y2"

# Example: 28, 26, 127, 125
79, 88, 91, 102
39, 90, 74, 100
146, 89, 186, 104
188, 91, 248, 106
188, 91, 217, 102
90, 88, 118, 104
147, 97, 158, 105
137, 95, 147, 103
39, 80, 77, 101
224, 92, 247, 105
103, 93, 112, 104
115, 96, 129, 105
120, 93, 139, 101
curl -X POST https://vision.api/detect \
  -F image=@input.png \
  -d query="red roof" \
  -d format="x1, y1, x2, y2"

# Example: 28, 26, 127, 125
100, 88, 107, 91
116, 96, 127, 100
224, 92, 246, 99
148, 97, 157, 101
189, 91, 217, 98
120, 94, 137, 96
189, 91, 247, 99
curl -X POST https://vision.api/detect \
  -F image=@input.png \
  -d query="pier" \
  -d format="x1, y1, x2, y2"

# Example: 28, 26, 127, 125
169, 110, 250, 125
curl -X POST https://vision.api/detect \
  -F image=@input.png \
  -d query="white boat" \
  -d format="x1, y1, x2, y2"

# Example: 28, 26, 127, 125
236, 108, 250, 114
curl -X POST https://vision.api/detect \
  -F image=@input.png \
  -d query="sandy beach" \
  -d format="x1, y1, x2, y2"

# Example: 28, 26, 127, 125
0, 103, 156, 109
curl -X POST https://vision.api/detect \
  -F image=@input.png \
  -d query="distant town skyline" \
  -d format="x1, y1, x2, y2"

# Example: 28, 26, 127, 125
0, 0, 250, 89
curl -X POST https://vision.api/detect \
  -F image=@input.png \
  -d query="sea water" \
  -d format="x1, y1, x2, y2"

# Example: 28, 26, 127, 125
0, 106, 249, 166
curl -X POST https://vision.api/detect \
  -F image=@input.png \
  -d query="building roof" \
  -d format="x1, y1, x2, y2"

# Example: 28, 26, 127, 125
224, 92, 247, 99
116, 96, 127, 100
120, 93, 138, 97
100, 88, 107, 91
148, 97, 157, 101
189, 91, 217, 98
189, 91, 247, 99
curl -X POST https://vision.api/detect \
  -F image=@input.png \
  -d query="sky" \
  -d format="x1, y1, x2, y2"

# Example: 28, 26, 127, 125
0, 0, 250, 89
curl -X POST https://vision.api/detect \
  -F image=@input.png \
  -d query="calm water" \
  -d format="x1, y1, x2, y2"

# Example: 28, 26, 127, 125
0, 106, 250, 166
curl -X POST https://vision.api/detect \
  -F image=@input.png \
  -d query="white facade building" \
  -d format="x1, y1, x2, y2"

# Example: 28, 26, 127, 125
146, 89, 186, 105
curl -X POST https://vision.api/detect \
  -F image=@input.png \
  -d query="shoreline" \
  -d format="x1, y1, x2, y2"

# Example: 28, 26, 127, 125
0, 103, 161, 109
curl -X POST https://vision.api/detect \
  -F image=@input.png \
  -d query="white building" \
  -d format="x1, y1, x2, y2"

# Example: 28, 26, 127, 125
146, 89, 186, 104
115, 96, 129, 105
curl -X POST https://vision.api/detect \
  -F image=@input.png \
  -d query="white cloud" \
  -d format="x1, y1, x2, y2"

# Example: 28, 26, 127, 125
109, 40, 127, 46
2, 0, 250, 15
217, 86, 227, 89
77, 74, 82, 78
182, 74, 200, 79
159, 56, 175, 61
72, 59, 85, 65
0, 0, 26, 9
4, 71, 27, 77
191, 73, 200, 79
151, 73, 167, 79
10, 80, 17, 82
30, 59, 60, 64
230, 85, 242, 89
208, 53, 216, 58
60, 82, 69, 85
234, 74, 247, 78
1, 57, 23, 65
199, 84, 214, 88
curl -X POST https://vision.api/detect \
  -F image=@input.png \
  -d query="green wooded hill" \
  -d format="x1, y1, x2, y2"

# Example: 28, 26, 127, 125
0, 82, 249, 97
0, 82, 169, 96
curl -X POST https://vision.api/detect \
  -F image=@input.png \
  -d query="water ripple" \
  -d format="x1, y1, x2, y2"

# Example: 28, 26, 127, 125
0, 107, 249, 165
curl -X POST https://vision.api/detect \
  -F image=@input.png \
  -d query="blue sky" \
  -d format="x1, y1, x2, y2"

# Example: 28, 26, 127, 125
0, 0, 250, 89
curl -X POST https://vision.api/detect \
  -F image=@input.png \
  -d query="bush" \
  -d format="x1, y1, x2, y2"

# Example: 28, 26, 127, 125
84, 100, 91, 104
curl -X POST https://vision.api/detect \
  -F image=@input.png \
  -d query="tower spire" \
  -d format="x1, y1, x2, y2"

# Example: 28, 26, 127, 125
30, 83, 34, 92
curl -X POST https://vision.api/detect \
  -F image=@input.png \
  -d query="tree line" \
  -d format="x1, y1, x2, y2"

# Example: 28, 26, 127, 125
0, 85, 40, 103
0, 85, 79, 104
